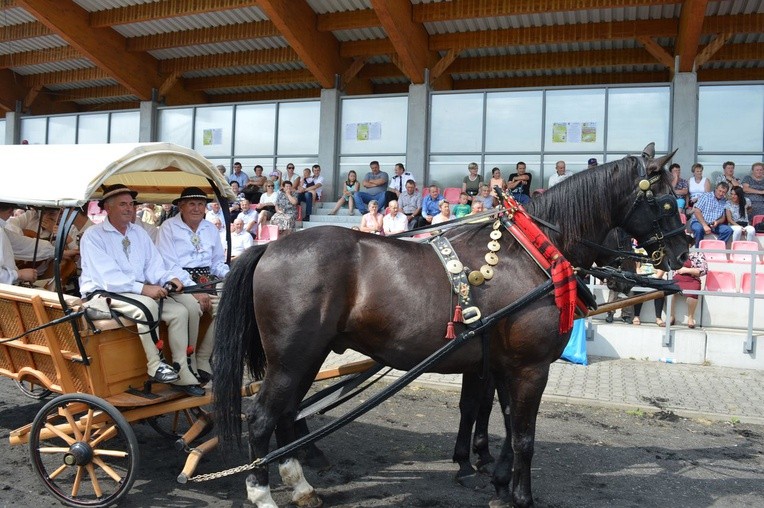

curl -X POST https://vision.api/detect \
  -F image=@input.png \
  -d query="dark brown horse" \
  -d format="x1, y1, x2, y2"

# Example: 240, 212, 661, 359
213, 144, 688, 507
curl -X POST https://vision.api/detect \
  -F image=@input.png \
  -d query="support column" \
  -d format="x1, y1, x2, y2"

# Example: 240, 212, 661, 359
671, 72, 698, 174
139, 100, 158, 142
4, 111, 20, 145
406, 82, 430, 183
318, 88, 341, 199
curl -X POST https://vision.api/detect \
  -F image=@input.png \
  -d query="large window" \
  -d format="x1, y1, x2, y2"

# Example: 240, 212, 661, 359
699, 85, 763, 155
19, 111, 140, 144
340, 96, 408, 155
429, 85, 671, 190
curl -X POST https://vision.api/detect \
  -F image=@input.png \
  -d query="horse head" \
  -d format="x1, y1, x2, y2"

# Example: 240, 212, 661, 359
616, 143, 689, 270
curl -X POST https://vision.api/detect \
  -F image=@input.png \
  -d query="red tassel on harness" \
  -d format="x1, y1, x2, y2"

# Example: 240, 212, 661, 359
445, 321, 456, 340
452, 305, 463, 323
186, 345, 195, 356
156, 340, 164, 351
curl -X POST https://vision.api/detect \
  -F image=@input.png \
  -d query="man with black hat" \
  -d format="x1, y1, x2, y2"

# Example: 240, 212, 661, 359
79, 184, 203, 394
0, 201, 39, 285
157, 186, 228, 384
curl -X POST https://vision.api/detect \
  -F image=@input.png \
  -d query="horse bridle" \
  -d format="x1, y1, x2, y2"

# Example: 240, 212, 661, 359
620, 173, 686, 266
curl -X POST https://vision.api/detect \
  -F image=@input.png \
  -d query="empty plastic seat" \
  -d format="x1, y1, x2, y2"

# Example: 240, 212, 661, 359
740, 272, 764, 294
731, 241, 760, 264
258, 224, 279, 242
704, 271, 737, 292
752, 215, 764, 227
699, 239, 728, 262
443, 187, 462, 204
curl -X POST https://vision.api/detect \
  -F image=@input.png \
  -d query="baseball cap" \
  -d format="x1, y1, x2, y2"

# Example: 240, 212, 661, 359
587, 158, 598, 166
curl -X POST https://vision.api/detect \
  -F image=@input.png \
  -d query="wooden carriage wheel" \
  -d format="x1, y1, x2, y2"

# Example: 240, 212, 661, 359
29, 394, 139, 507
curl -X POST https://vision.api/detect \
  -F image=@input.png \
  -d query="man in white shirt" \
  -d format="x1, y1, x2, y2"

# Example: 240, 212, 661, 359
157, 187, 229, 385
547, 160, 570, 188
205, 201, 226, 224
386, 163, 416, 203
79, 185, 193, 389
0, 202, 38, 285
230, 217, 254, 257
382, 200, 409, 234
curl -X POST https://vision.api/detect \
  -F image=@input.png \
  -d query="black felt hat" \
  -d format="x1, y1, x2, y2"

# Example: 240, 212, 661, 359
98, 184, 138, 209
172, 186, 212, 206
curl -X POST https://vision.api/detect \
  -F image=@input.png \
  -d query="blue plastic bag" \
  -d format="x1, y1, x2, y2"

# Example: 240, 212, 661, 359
560, 319, 588, 365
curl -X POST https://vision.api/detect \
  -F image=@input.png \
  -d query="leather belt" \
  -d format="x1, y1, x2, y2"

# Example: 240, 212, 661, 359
430, 236, 481, 325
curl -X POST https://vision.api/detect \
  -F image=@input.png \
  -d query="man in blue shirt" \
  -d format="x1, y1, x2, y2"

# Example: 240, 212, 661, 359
355, 160, 389, 214
228, 161, 249, 189
690, 181, 732, 247
421, 185, 444, 224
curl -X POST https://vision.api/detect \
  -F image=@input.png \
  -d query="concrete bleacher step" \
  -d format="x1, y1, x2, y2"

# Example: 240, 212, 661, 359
299, 205, 360, 229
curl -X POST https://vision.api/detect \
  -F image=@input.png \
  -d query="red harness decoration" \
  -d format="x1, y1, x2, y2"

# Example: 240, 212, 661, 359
501, 196, 577, 334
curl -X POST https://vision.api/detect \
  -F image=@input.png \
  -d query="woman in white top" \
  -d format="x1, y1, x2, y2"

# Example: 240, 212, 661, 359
725, 186, 755, 242
687, 163, 711, 203
431, 200, 453, 225
256, 182, 279, 237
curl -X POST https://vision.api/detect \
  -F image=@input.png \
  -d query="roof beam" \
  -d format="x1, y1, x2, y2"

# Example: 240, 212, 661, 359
318, 9, 379, 32
0, 21, 52, 42
24, 67, 109, 87
89, 0, 259, 27
184, 69, 316, 91
256, 0, 345, 89
695, 32, 733, 67
371, 0, 435, 84
452, 71, 671, 90
207, 88, 321, 104
16, 0, 205, 105
0, 69, 24, 111
698, 67, 764, 82
675, 0, 709, 72
159, 47, 300, 73
0, 47, 82, 69
49, 84, 132, 102
415, 0, 680, 22
0, 69, 78, 114
637, 36, 675, 69
126, 20, 280, 52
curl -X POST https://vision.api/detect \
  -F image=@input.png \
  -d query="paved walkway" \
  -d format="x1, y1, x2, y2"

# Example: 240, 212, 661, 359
323, 352, 764, 425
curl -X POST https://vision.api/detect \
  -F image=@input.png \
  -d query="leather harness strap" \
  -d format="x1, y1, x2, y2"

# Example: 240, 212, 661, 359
429, 235, 481, 325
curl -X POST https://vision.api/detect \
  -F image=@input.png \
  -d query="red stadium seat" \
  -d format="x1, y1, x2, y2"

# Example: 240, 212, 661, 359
731, 241, 760, 264
698, 239, 728, 262
258, 224, 279, 242
752, 215, 764, 227
741, 272, 764, 294
443, 187, 462, 204
704, 271, 737, 292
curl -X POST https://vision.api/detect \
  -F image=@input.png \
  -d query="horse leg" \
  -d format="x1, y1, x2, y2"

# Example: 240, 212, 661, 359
473, 372, 496, 473
274, 417, 322, 508
491, 365, 549, 508
294, 419, 331, 470
453, 372, 482, 481
489, 376, 514, 507
244, 399, 279, 508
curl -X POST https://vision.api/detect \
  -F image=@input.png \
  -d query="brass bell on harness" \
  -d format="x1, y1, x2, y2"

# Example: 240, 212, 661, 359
490, 230, 502, 240
468, 270, 485, 286
488, 240, 501, 252
638, 179, 651, 191
493, 220, 501, 230
480, 265, 494, 280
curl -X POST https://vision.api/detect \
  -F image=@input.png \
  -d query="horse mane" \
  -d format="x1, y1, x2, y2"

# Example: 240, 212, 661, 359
527, 156, 672, 266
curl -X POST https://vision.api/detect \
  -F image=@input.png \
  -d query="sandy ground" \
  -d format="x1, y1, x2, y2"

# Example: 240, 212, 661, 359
0, 378, 762, 508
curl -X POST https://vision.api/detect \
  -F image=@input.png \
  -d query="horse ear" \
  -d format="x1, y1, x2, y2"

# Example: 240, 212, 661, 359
641, 142, 655, 159
648, 149, 678, 174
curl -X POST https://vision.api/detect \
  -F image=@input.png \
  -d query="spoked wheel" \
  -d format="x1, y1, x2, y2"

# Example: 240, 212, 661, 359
15, 377, 53, 400
29, 394, 139, 507
146, 405, 213, 440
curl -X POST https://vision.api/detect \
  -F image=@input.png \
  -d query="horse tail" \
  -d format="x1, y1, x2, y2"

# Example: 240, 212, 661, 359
213, 244, 268, 446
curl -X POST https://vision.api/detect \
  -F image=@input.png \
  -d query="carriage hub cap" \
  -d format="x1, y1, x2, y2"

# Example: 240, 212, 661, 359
64, 442, 93, 466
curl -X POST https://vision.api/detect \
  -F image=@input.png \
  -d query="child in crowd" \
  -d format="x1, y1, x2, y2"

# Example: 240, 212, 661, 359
452, 192, 472, 218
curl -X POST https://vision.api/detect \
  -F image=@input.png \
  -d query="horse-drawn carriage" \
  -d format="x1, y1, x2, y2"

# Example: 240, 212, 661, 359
0, 143, 377, 507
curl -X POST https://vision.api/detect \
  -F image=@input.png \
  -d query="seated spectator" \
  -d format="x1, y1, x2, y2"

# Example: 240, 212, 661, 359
399, 180, 424, 229
507, 161, 532, 204
158, 203, 178, 225
669, 234, 708, 329
230, 218, 254, 257
383, 200, 408, 235
238, 198, 258, 237
431, 200, 453, 225
296, 168, 316, 221
669, 163, 688, 213
309, 164, 325, 207
230, 181, 244, 199
689, 182, 732, 247
385, 163, 416, 204
477, 184, 495, 209
256, 182, 278, 237
205, 201, 225, 224
228, 161, 248, 188
270, 180, 299, 236
489, 167, 506, 198
252, 165, 267, 188
0, 201, 38, 285
547, 161, 569, 188
133, 204, 158, 242
268, 168, 282, 190
725, 186, 755, 242
358, 200, 383, 235
242, 179, 261, 205
462, 162, 482, 201
421, 185, 444, 224
329, 170, 360, 216
452, 192, 472, 218
209, 217, 227, 249
355, 161, 389, 215
469, 201, 485, 215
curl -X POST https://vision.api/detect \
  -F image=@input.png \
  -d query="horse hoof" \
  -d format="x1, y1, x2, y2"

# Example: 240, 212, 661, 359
488, 498, 511, 508
455, 472, 490, 490
293, 491, 323, 508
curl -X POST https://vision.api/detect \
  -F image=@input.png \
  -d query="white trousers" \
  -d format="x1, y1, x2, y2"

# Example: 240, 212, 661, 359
169, 293, 218, 375
731, 224, 755, 243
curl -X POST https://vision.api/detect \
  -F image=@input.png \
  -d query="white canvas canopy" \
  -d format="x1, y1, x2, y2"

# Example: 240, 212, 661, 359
0, 142, 236, 208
